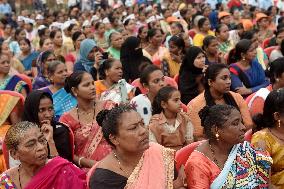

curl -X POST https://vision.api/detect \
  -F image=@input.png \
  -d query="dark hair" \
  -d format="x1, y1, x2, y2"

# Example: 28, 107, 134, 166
169, 35, 185, 52
228, 39, 252, 64
275, 27, 284, 37
98, 58, 116, 80
138, 26, 147, 39
215, 24, 227, 34
22, 91, 53, 125
67, 23, 76, 32
140, 64, 161, 85
253, 89, 284, 131
72, 31, 84, 42
152, 86, 178, 114
123, 19, 132, 26
171, 22, 184, 33
147, 28, 163, 41
199, 104, 237, 139
15, 28, 24, 40
49, 29, 61, 39
203, 35, 217, 50
47, 60, 65, 76
108, 32, 120, 43
96, 104, 135, 146
94, 22, 103, 30
204, 64, 228, 89
64, 71, 86, 95
281, 39, 284, 56
38, 27, 48, 38
198, 17, 208, 29
39, 37, 50, 48
40, 51, 54, 63
266, 57, 284, 84
278, 17, 284, 25
19, 38, 31, 47
240, 29, 258, 40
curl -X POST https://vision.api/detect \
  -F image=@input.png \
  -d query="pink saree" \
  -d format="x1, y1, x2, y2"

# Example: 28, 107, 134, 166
25, 157, 86, 189
87, 142, 175, 189
59, 100, 114, 161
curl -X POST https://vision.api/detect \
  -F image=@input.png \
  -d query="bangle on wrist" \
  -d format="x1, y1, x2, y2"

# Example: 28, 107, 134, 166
78, 157, 85, 167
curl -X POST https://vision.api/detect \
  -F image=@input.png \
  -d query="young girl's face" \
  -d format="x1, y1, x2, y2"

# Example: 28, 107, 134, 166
19, 40, 30, 53
163, 90, 182, 114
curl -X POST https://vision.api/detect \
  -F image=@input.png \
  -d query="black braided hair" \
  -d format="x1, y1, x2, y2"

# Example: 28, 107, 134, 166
199, 104, 237, 139
96, 104, 135, 147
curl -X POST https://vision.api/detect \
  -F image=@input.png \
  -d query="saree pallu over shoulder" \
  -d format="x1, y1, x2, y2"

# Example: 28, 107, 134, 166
0, 75, 27, 93
25, 157, 86, 189
0, 93, 20, 126
211, 141, 272, 189
52, 88, 77, 118
125, 142, 175, 189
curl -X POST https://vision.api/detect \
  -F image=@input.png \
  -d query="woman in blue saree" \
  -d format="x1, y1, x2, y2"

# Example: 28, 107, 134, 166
0, 53, 28, 97
40, 61, 77, 120
185, 104, 272, 189
18, 38, 39, 74
228, 39, 269, 97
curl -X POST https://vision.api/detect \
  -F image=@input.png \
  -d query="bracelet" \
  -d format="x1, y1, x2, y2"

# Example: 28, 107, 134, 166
78, 157, 85, 167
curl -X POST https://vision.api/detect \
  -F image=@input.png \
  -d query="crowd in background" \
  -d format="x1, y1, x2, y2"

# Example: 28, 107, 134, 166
0, 0, 284, 188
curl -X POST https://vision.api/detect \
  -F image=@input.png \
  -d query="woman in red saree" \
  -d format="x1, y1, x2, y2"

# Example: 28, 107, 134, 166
0, 121, 86, 189
88, 104, 186, 189
60, 71, 113, 169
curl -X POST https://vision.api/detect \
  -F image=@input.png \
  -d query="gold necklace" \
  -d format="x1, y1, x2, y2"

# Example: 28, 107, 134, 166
208, 141, 222, 169
113, 151, 129, 176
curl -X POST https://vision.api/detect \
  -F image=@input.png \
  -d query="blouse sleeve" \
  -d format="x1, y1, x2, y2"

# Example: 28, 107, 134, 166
251, 131, 272, 154
185, 153, 215, 189
229, 69, 244, 91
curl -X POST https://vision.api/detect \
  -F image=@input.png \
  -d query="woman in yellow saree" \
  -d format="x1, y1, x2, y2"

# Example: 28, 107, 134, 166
252, 88, 284, 188
0, 90, 24, 173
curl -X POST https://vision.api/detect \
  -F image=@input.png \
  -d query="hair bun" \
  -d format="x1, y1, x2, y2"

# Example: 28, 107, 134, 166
198, 106, 211, 128
96, 109, 111, 127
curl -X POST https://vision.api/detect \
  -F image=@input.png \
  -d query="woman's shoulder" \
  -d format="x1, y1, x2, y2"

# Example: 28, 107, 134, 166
59, 109, 77, 123
187, 92, 205, 107
251, 129, 272, 142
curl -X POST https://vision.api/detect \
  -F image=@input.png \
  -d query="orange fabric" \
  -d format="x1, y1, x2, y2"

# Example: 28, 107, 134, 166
94, 80, 108, 98
241, 19, 253, 31
187, 91, 253, 140
175, 140, 205, 170
185, 151, 220, 188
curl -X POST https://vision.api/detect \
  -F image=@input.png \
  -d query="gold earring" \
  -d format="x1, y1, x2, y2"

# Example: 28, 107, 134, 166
278, 120, 281, 128
215, 133, 219, 140
242, 57, 246, 61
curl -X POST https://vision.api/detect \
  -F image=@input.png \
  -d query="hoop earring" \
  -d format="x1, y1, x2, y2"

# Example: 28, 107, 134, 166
278, 120, 281, 128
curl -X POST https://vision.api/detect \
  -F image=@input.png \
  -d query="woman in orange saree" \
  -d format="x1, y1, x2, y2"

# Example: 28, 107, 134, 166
0, 90, 24, 173
59, 71, 114, 169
